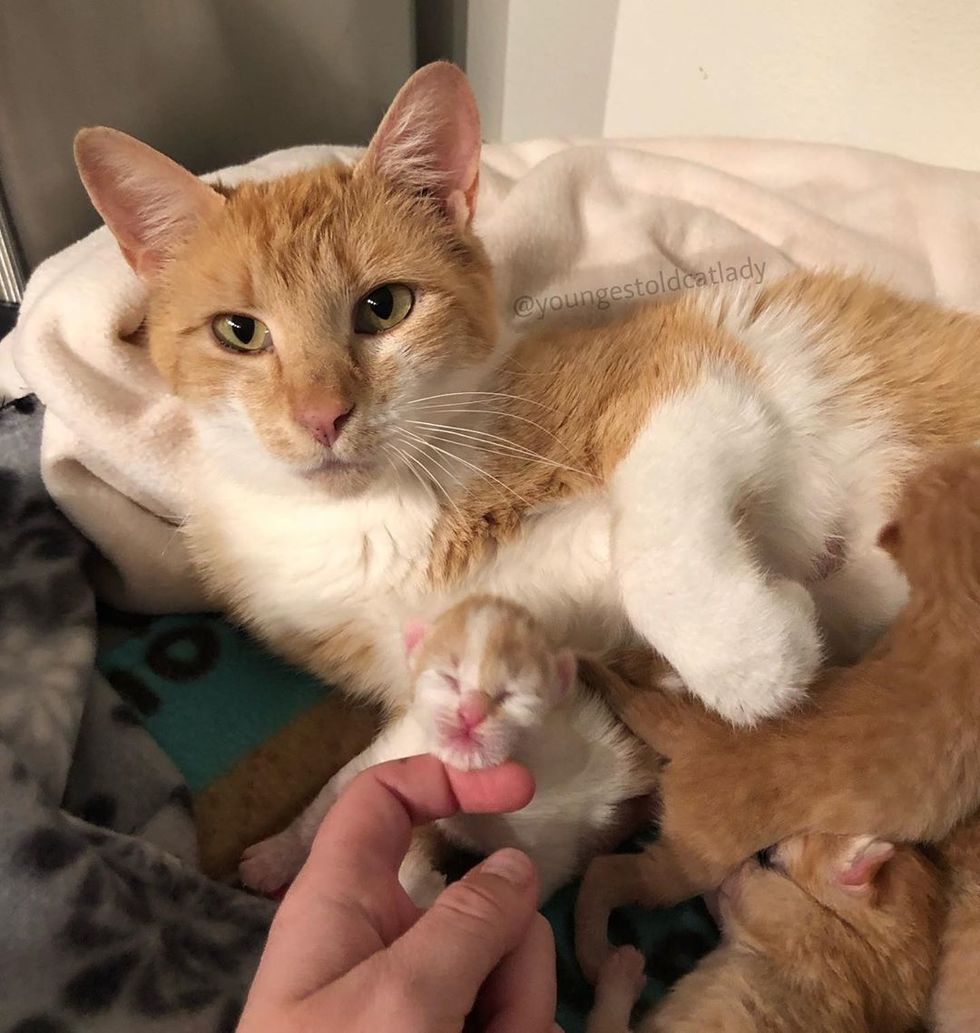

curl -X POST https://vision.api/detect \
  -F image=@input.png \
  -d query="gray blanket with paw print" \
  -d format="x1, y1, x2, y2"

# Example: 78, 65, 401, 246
0, 397, 272, 1033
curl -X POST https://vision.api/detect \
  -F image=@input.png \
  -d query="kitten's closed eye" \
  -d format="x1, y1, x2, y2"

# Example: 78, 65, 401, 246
442, 672, 461, 693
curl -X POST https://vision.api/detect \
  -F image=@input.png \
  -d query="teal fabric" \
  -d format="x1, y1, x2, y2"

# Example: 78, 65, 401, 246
98, 613, 719, 1032
98, 613, 328, 792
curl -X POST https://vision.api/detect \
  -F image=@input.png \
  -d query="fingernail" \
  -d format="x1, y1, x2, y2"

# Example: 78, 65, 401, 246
481, 848, 533, 886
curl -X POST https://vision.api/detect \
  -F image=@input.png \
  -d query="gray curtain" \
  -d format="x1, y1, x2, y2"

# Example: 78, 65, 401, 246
0, 0, 415, 280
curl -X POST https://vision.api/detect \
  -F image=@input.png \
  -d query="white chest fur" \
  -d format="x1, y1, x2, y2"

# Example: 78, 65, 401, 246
191, 464, 627, 702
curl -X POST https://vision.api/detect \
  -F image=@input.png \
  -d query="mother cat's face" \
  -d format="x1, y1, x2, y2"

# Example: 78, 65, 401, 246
74, 63, 495, 496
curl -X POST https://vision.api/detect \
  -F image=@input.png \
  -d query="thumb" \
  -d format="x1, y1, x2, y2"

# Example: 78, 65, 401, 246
387, 848, 539, 1015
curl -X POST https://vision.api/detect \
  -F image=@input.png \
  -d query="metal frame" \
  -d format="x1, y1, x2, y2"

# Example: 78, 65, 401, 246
0, 182, 24, 304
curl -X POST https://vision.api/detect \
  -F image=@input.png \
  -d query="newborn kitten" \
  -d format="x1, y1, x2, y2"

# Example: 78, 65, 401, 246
576, 447, 980, 977
932, 811, 980, 1033
240, 595, 652, 903
587, 833, 942, 1033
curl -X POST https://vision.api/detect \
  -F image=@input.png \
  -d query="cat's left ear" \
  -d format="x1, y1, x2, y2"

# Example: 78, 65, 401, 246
359, 61, 481, 228
555, 648, 577, 698
835, 836, 896, 896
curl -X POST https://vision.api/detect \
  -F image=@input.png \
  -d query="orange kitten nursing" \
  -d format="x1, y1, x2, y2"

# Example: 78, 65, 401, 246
576, 447, 980, 980
74, 62, 980, 730
932, 811, 980, 1033
239, 596, 651, 904
587, 834, 942, 1033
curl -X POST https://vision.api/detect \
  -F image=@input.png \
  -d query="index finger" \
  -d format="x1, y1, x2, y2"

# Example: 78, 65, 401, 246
255, 755, 535, 1001
314, 754, 535, 882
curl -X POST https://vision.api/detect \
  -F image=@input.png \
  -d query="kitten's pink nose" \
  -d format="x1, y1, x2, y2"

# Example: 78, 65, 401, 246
458, 696, 488, 731
295, 399, 353, 448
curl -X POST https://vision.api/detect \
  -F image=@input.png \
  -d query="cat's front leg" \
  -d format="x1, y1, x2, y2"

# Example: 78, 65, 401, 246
575, 840, 721, 984
586, 947, 647, 1033
612, 379, 823, 725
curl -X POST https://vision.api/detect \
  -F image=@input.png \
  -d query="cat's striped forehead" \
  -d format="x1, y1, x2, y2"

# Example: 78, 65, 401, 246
156, 164, 482, 324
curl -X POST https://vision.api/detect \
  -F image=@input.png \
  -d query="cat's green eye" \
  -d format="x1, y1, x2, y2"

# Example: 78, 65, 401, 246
353, 283, 414, 335
212, 314, 272, 353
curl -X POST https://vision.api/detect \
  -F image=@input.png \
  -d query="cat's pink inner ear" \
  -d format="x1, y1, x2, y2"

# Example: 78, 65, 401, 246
836, 838, 896, 894
74, 127, 224, 279
360, 61, 481, 227
403, 618, 431, 657
555, 648, 577, 697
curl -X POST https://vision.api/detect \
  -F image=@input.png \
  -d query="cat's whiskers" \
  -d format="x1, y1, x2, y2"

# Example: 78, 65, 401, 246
389, 437, 466, 519
408, 405, 576, 459
159, 513, 190, 559
406, 420, 592, 478
399, 428, 536, 509
404, 390, 558, 414
385, 441, 437, 498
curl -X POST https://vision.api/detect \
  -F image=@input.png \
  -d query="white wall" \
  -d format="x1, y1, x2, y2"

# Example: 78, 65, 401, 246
466, 0, 619, 140
466, 0, 980, 171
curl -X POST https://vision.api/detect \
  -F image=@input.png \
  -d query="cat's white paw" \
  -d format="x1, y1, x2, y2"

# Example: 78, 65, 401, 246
684, 577, 822, 726
239, 830, 306, 896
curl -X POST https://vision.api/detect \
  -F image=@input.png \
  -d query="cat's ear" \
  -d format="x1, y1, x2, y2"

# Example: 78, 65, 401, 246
359, 61, 481, 228
74, 127, 224, 279
835, 836, 896, 896
403, 618, 431, 657
554, 648, 577, 698
876, 520, 902, 556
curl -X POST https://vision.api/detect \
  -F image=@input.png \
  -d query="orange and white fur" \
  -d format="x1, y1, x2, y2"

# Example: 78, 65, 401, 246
73, 62, 980, 730
576, 447, 980, 978
587, 834, 942, 1033
238, 596, 651, 904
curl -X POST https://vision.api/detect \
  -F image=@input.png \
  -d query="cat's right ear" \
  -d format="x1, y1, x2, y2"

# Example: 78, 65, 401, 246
835, 836, 896, 897
74, 127, 224, 279
359, 62, 481, 228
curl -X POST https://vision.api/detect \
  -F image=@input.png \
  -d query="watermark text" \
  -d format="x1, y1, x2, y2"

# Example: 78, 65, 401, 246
513, 257, 767, 320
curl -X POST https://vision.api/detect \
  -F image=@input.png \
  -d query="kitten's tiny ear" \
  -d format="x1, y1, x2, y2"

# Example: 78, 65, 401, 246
554, 648, 577, 698
403, 618, 431, 657
836, 836, 896, 896
359, 61, 481, 228
877, 520, 902, 555
74, 127, 224, 279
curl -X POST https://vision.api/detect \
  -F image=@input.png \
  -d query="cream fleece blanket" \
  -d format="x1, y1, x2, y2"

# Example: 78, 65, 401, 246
5, 137, 980, 612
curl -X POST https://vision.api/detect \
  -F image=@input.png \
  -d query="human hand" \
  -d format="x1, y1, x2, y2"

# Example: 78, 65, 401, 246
237, 754, 560, 1032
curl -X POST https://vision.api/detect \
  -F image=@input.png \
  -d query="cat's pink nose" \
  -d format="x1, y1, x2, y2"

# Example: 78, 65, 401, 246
295, 400, 353, 448
458, 697, 488, 731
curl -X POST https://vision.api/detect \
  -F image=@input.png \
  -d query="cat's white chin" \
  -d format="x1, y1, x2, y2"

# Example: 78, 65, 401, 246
433, 741, 508, 771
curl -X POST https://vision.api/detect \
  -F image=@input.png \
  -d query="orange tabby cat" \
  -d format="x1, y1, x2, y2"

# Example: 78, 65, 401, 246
932, 811, 980, 1033
587, 834, 942, 1033
73, 63, 980, 732
576, 446, 980, 978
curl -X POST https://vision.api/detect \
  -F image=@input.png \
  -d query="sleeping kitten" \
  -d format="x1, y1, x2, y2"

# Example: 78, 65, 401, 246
587, 833, 942, 1033
932, 811, 980, 1033
74, 62, 980, 737
576, 447, 980, 978
239, 595, 653, 903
